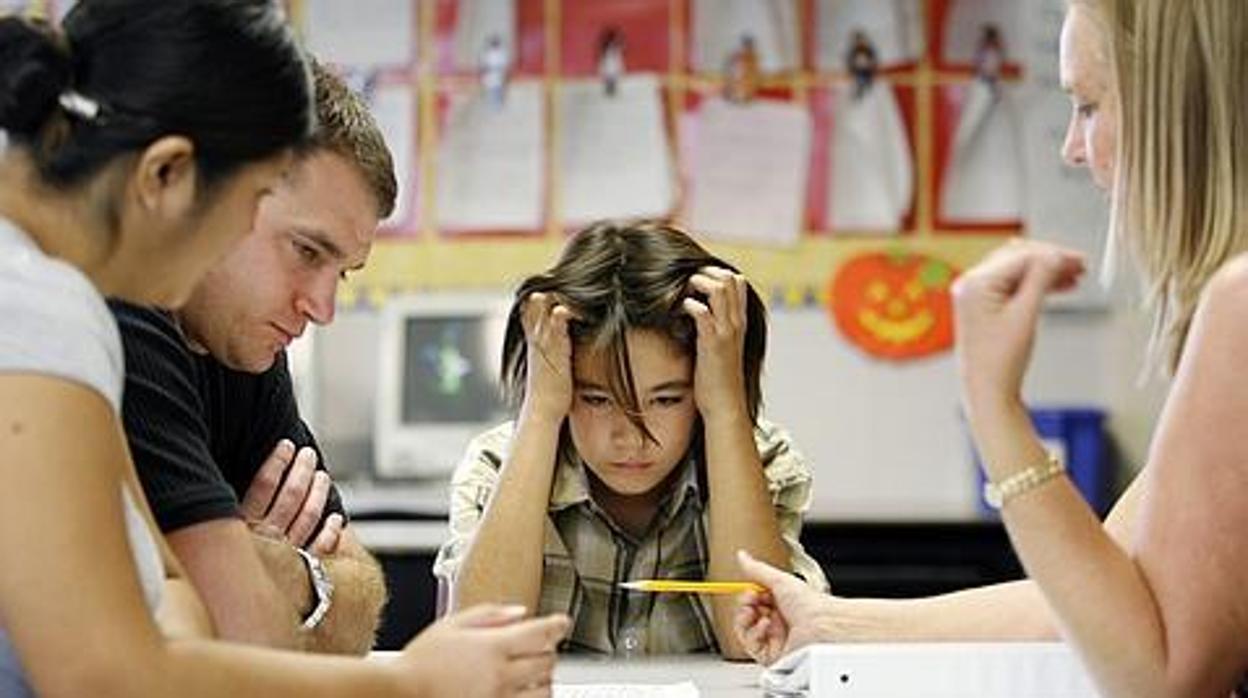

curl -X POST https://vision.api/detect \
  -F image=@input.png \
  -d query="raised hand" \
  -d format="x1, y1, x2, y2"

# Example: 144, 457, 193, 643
397, 605, 570, 698
951, 240, 1085, 412
682, 267, 750, 421
240, 439, 339, 552
519, 292, 577, 424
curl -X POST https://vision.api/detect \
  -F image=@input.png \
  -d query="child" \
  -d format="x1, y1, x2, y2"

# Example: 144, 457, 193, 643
434, 220, 827, 657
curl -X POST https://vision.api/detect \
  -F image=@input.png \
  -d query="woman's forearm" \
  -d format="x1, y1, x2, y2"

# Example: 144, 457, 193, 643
965, 397, 1177, 697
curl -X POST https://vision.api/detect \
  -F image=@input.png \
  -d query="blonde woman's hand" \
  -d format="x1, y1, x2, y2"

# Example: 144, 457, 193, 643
683, 267, 750, 422
396, 604, 570, 698
952, 240, 1085, 412
734, 551, 833, 666
519, 292, 576, 424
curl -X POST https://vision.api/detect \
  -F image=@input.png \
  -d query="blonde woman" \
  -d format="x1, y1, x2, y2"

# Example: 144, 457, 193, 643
735, 0, 1248, 695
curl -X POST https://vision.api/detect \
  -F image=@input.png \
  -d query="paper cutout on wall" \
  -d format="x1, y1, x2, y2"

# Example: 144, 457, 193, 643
829, 250, 957, 360
451, 0, 516, 73
827, 82, 913, 232
685, 97, 811, 246
816, 0, 924, 69
691, 0, 799, 73
436, 82, 544, 232
942, 0, 1021, 66
558, 75, 675, 225
304, 0, 415, 68
940, 81, 1024, 224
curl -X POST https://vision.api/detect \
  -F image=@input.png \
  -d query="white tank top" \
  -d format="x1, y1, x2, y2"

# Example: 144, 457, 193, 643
0, 216, 164, 696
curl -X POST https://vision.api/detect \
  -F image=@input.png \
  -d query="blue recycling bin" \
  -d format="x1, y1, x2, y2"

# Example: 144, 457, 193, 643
972, 408, 1112, 516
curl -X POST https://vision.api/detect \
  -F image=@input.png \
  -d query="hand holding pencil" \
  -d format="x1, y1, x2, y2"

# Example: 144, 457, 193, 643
733, 550, 834, 666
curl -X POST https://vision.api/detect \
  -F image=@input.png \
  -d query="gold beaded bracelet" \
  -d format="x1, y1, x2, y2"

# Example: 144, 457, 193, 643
983, 452, 1066, 509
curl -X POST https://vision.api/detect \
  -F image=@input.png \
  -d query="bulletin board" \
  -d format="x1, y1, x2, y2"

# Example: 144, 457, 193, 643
15, 1, 1098, 312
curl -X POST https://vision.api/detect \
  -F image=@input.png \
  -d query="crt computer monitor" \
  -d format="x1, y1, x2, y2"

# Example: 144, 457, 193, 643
374, 292, 511, 479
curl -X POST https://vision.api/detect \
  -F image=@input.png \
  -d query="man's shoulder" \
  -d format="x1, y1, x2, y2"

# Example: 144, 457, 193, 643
109, 299, 177, 330
109, 300, 190, 358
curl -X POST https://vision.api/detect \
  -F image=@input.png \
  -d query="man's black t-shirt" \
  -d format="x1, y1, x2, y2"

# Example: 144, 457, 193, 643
110, 301, 344, 534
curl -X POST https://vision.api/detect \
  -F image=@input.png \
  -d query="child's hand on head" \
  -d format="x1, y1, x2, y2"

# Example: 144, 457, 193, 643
682, 266, 750, 422
520, 292, 577, 422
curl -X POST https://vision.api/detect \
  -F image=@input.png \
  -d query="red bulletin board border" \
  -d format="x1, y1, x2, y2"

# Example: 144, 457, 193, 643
559, 0, 673, 76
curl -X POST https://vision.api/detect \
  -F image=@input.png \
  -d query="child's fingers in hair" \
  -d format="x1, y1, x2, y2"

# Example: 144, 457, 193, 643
687, 273, 732, 330
521, 292, 553, 335
548, 304, 575, 339
728, 274, 738, 327
681, 296, 714, 339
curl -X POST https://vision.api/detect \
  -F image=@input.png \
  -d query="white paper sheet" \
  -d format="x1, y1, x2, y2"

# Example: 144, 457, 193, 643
304, 0, 415, 68
558, 75, 675, 224
364, 81, 417, 229
827, 82, 913, 232
942, 0, 1022, 65
436, 82, 544, 231
816, 0, 924, 69
452, 0, 516, 72
940, 81, 1024, 222
692, 0, 799, 73
554, 681, 699, 698
686, 97, 810, 245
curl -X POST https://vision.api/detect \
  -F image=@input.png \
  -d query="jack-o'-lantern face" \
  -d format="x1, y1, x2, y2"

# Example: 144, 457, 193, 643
829, 251, 957, 360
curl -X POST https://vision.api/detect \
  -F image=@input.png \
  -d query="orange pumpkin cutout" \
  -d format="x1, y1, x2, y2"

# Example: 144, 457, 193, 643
829, 250, 958, 360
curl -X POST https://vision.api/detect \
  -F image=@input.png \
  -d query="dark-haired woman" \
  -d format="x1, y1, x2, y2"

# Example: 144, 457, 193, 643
0, 3, 564, 696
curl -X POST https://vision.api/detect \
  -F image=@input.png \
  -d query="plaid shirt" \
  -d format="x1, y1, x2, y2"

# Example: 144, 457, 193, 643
432, 418, 829, 655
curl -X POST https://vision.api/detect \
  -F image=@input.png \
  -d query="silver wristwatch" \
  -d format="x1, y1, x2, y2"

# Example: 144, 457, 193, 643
295, 547, 334, 631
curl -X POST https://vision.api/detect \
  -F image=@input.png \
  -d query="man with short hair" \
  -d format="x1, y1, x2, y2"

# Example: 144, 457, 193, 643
112, 62, 395, 654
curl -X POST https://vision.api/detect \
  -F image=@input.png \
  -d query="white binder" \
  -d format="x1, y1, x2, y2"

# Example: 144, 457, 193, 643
761, 642, 1101, 697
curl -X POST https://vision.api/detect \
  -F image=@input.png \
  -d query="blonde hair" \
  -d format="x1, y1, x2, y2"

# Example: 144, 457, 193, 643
1096, 0, 1248, 372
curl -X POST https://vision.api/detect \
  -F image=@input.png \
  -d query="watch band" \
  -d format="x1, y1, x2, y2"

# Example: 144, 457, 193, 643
295, 547, 334, 631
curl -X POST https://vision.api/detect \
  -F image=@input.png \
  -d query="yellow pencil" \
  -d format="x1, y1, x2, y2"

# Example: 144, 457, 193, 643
618, 580, 766, 595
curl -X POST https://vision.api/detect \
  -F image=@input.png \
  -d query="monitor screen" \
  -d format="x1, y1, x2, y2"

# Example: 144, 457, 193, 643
400, 315, 506, 425
375, 292, 511, 479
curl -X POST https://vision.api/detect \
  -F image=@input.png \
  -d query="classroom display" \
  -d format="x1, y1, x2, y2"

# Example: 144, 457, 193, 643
269, 0, 1062, 322
287, 0, 1027, 240
12, 0, 1085, 331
